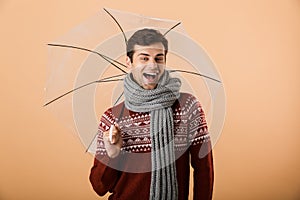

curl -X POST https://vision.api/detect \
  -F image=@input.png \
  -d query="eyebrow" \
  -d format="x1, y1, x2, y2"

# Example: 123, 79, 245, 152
137, 53, 165, 57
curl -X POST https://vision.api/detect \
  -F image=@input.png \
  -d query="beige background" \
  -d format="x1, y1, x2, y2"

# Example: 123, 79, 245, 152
1, 0, 300, 199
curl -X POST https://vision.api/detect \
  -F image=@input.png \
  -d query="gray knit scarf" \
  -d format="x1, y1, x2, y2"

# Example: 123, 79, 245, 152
124, 70, 181, 200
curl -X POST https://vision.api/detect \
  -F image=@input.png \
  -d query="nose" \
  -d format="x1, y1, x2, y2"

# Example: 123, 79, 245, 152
147, 57, 158, 66
146, 62, 158, 70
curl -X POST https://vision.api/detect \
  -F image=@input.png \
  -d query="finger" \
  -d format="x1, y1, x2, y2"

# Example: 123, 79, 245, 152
114, 123, 120, 131
103, 131, 117, 144
111, 135, 117, 144
110, 126, 121, 144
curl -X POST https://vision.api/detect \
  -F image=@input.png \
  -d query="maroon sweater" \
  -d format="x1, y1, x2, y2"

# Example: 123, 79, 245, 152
89, 93, 214, 200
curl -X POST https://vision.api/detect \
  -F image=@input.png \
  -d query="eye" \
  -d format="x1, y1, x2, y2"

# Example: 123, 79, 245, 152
140, 56, 149, 62
155, 57, 164, 63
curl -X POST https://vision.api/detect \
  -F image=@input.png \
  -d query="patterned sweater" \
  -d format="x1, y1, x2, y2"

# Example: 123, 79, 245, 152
89, 93, 214, 200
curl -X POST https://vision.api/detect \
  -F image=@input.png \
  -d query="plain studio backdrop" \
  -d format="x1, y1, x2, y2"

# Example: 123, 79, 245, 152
0, 0, 299, 200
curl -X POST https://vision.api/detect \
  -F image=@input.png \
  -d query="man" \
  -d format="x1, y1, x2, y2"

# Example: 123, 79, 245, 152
89, 28, 214, 200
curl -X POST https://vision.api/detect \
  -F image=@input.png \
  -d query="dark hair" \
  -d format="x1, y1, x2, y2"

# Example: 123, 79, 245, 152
126, 28, 168, 62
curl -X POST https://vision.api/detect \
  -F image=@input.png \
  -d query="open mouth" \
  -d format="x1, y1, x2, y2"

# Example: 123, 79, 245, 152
143, 72, 158, 82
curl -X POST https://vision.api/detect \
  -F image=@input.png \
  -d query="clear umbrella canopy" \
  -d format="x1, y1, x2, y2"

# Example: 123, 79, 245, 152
44, 8, 225, 156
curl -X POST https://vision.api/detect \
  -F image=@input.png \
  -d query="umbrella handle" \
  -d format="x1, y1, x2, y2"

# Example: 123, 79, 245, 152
109, 125, 114, 143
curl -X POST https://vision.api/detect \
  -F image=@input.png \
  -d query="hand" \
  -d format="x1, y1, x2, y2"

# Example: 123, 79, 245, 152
103, 124, 122, 158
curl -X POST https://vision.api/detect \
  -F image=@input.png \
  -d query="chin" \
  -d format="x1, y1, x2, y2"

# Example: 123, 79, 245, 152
143, 84, 157, 90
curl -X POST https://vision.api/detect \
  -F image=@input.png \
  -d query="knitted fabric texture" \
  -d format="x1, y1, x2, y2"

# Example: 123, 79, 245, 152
124, 70, 181, 200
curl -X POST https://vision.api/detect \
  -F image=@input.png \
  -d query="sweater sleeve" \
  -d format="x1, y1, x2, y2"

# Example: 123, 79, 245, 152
89, 155, 120, 196
89, 108, 120, 196
188, 96, 214, 200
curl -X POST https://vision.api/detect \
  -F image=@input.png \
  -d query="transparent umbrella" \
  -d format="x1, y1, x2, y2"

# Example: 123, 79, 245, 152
44, 8, 225, 156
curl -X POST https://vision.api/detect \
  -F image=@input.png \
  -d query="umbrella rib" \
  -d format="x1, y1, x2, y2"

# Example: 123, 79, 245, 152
47, 43, 128, 73
163, 22, 182, 36
44, 75, 125, 107
85, 132, 99, 153
103, 8, 128, 46
113, 91, 124, 106
170, 69, 222, 83
86, 91, 125, 152
99, 73, 126, 81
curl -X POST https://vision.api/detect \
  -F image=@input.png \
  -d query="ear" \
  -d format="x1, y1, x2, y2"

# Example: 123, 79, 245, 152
126, 56, 132, 69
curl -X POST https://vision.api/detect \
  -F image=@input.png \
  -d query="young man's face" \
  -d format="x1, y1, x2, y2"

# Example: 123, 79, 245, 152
126, 42, 166, 90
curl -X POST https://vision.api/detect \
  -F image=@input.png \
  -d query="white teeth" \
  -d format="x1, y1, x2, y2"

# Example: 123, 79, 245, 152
145, 72, 157, 76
